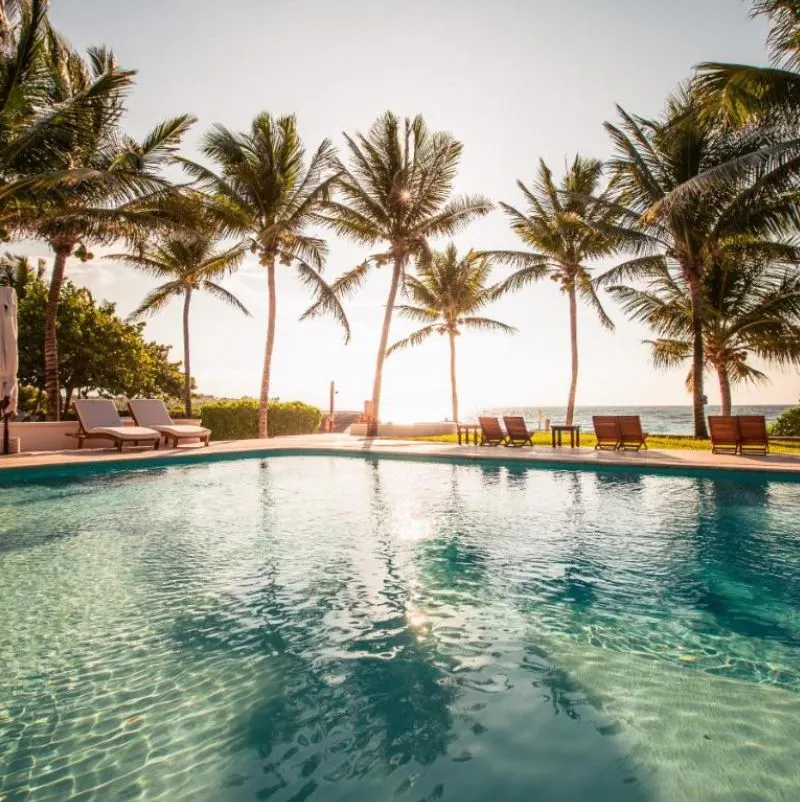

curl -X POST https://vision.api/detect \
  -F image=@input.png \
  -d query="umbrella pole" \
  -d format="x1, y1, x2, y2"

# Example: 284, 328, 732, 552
1, 395, 8, 455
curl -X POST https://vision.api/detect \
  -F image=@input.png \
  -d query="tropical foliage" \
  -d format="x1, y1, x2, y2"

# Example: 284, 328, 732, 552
595, 85, 800, 437
5, 0, 800, 441
489, 156, 617, 425
314, 113, 492, 434
387, 244, 515, 422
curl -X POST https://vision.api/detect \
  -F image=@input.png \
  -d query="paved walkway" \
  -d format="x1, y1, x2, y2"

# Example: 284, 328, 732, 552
3, 434, 800, 476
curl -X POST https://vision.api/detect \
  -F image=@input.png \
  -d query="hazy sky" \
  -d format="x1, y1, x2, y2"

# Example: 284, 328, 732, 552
28, 1, 793, 419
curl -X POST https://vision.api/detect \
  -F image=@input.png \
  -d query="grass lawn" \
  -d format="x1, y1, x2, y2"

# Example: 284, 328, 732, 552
408, 431, 800, 454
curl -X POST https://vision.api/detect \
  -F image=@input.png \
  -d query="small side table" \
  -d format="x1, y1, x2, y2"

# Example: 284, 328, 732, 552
551, 424, 581, 448
457, 423, 481, 445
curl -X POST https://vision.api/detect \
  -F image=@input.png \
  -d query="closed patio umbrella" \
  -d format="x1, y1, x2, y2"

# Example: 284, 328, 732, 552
0, 286, 18, 454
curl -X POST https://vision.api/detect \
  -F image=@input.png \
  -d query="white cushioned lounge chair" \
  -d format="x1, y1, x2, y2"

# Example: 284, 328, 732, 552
73, 399, 160, 451
128, 399, 211, 448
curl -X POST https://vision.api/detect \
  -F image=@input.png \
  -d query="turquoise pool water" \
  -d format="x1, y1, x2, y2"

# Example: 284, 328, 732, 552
1, 455, 800, 801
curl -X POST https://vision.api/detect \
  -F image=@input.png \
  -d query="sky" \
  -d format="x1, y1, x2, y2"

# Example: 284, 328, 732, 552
23, 0, 796, 420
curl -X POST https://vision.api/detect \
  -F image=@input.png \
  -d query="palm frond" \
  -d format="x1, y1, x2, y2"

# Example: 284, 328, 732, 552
201, 280, 251, 316
386, 324, 441, 356
295, 259, 351, 342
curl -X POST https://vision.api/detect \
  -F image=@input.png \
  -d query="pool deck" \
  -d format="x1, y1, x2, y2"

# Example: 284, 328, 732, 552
2, 434, 800, 476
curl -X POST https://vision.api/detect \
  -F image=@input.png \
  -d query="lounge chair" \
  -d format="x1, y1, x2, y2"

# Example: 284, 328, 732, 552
479, 416, 507, 446
128, 399, 211, 448
618, 415, 648, 451
737, 415, 769, 456
708, 415, 739, 454
72, 399, 160, 451
503, 416, 534, 447
592, 416, 620, 450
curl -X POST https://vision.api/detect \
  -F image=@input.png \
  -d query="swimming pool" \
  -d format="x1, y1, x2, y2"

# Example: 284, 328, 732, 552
1, 454, 799, 801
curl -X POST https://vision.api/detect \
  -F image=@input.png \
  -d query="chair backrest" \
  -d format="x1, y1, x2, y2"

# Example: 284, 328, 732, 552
479, 416, 504, 439
592, 415, 620, 441
737, 415, 767, 444
708, 415, 739, 444
74, 399, 122, 430
618, 415, 644, 440
503, 416, 529, 439
129, 398, 172, 427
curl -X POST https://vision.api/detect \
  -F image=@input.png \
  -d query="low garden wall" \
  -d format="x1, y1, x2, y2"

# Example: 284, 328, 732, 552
7, 419, 203, 453
349, 422, 458, 438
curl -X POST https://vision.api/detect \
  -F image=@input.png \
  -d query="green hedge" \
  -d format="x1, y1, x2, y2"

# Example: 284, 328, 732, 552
200, 399, 322, 440
771, 407, 800, 437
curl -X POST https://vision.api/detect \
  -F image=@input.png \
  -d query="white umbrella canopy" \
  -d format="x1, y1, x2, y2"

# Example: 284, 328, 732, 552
0, 286, 18, 417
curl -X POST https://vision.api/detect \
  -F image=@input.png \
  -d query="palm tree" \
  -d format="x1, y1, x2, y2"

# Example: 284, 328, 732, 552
0, 252, 44, 299
181, 114, 349, 438
313, 112, 492, 436
597, 87, 796, 438
18, 35, 194, 419
487, 156, 617, 426
113, 228, 249, 418
386, 244, 515, 422
0, 1, 136, 230
607, 257, 800, 415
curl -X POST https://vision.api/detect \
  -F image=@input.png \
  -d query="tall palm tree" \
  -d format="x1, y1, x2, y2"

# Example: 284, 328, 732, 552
487, 156, 617, 426
19, 35, 194, 419
312, 112, 492, 436
181, 114, 349, 438
607, 258, 800, 415
113, 229, 249, 418
386, 244, 515, 422
597, 87, 796, 437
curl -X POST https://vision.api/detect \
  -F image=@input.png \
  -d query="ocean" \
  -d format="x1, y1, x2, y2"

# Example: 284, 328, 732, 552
472, 405, 793, 436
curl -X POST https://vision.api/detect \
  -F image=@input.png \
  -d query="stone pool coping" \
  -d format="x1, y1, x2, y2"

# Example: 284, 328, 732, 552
2, 433, 800, 476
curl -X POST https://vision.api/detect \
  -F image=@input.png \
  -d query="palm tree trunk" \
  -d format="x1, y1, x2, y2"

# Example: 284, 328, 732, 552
258, 256, 277, 438
44, 245, 71, 421
448, 329, 459, 423
369, 255, 405, 437
687, 274, 709, 439
565, 284, 579, 426
182, 288, 192, 419
63, 386, 73, 417
716, 362, 732, 418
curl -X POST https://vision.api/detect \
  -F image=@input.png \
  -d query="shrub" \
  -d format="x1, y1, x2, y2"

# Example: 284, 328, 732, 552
771, 407, 800, 437
200, 399, 322, 440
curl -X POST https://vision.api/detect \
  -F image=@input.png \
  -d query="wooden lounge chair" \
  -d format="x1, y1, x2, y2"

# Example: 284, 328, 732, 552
128, 399, 211, 448
592, 416, 620, 450
617, 415, 648, 451
708, 415, 740, 454
737, 415, 769, 456
503, 416, 534, 447
478, 416, 507, 446
72, 399, 160, 451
